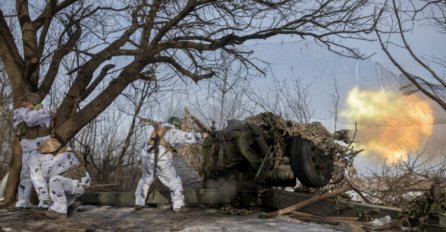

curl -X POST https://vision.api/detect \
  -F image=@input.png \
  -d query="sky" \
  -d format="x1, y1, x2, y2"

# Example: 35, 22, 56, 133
239, 26, 446, 171
245, 40, 399, 125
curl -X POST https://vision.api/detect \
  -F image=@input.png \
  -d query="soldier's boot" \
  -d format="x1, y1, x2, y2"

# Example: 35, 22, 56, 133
31, 200, 52, 212
173, 206, 186, 213
44, 210, 67, 219
134, 205, 144, 210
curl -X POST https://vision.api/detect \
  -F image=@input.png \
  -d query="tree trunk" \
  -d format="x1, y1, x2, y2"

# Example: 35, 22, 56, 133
1, 139, 22, 207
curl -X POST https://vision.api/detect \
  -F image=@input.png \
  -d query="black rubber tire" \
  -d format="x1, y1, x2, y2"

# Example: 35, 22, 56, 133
287, 136, 333, 188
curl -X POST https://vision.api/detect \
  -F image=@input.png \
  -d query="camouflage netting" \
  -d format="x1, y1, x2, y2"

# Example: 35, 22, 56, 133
245, 112, 341, 156
176, 110, 204, 172
245, 112, 360, 190
178, 111, 361, 190
176, 144, 202, 172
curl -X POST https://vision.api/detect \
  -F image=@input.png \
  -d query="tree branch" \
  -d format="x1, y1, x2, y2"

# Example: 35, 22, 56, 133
80, 64, 116, 101
156, 55, 215, 82
38, 22, 82, 97
392, 0, 446, 87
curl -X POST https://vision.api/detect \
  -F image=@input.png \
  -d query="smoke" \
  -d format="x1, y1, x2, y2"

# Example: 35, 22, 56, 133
422, 124, 446, 157
342, 87, 434, 163
206, 176, 238, 200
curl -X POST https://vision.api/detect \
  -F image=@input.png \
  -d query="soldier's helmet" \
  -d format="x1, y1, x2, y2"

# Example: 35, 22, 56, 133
39, 138, 62, 154
167, 116, 182, 128
21, 92, 41, 105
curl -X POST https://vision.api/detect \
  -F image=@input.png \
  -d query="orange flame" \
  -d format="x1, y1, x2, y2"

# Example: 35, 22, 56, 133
342, 87, 433, 163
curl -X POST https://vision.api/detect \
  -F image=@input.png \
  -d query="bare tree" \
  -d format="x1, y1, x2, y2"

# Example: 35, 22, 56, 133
283, 76, 315, 123
356, 151, 446, 207
0, 0, 377, 205
330, 77, 341, 132
0, 62, 13, 179
191, 52, 255, 129
247, 74, 314, 123
375, 0, 446, 111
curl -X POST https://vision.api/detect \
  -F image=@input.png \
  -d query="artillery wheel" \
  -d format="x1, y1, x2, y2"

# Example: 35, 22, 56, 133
287, 137, 333, 188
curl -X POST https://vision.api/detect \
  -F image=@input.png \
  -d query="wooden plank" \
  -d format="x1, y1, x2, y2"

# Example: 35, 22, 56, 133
78, 192, 135, 206
78, 189, 236, 206
262, 189, 401, 218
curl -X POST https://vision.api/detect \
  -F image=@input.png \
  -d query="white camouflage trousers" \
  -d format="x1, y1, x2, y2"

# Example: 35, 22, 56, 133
48, 173, 90, 214
135, 154, 184, 210
16, 136, 52, 208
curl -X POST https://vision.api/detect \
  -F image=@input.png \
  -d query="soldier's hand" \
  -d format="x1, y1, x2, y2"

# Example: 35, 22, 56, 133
202, 132, 209, 139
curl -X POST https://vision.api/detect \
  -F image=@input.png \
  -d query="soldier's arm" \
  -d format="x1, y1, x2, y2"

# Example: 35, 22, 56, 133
167, 129, 203, 145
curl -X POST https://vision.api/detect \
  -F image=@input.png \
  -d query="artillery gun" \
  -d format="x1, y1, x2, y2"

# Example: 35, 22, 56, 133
201, 112, 347, 189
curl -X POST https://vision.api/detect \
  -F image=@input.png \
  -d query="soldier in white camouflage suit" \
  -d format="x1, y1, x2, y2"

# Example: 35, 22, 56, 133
12, 93, 53, 209
135, 117, 208, 212
38, 138, 91, 219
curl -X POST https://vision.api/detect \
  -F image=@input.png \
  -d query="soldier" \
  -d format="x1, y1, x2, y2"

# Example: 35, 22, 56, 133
12, 92, 53, 210
134, 116, 208, 212
38, 138, 91, 219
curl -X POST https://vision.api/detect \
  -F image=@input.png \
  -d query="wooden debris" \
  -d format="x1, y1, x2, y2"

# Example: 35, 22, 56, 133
344, 176, 374, 205
289, 211, 366, 232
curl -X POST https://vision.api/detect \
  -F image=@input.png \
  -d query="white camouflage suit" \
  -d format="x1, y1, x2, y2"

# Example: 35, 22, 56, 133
43, 151, 91, 214
135, 123, 202, 210
13, 107, 52, 208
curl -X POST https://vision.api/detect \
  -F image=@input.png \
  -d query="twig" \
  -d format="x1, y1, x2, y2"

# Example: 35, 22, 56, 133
344, 176, 373, 204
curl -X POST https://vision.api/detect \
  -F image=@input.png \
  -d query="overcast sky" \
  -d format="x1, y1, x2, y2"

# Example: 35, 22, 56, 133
240, 23, 446, 171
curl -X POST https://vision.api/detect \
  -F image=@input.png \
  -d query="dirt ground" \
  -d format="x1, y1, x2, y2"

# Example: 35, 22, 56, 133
0, 205, 339, 232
